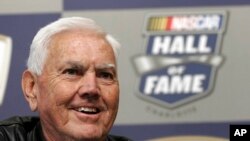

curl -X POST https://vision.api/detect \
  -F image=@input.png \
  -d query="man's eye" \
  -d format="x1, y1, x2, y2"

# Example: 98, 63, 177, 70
98, 72, 114, 80
63, 69, 80, 75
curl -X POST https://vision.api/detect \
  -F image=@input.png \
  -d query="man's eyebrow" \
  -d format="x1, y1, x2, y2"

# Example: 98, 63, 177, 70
64, 62, 116, 69
95, 63, 116, 69
64, 61, 84, 68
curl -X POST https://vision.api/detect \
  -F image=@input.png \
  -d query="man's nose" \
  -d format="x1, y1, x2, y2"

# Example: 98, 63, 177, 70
78, 72, 99, 100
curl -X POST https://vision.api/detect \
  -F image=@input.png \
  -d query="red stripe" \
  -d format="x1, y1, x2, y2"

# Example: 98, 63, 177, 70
166, 16, 172, 31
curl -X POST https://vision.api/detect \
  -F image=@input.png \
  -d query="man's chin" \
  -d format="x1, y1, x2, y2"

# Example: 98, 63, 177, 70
65, 124, 106, 140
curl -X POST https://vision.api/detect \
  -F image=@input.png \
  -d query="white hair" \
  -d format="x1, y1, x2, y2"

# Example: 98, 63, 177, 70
27, 17, 121, 75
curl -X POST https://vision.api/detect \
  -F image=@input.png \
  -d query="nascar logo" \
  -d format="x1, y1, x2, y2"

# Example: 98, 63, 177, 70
146, 14, 221, 32
132, 12, 227, 109
0, 34, 12, 106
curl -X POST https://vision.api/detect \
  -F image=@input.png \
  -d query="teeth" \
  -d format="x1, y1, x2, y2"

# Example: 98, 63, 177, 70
77, 107, 97, 113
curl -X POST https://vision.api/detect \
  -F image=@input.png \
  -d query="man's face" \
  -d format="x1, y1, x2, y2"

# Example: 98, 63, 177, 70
34, 30, 119, 140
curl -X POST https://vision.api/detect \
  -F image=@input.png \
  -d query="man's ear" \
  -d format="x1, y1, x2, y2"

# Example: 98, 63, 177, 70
21, 70, 38, 111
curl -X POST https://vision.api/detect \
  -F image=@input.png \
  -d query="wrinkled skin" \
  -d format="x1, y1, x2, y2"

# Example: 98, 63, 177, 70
22, 30, 119, 141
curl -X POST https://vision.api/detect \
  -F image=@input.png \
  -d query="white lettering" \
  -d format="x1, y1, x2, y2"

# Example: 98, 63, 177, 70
143, 74, 206, 94
170, 36, 184, 54
144, 76, 158, 95
234, 129, 247, 136
192, 75, 205, 93
151, 35, 212, 55
171, 15, 221, 31
152, 36, 171, 54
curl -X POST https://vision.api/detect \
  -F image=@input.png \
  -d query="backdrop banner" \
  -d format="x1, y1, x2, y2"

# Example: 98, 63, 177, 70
1, 1, 250, 140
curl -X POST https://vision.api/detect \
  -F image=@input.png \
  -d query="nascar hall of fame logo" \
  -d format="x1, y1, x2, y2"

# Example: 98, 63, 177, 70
0, 34, 12, 106
132, 11, 227, 109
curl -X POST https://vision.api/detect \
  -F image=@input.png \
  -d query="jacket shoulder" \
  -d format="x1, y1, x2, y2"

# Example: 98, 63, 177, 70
0, 116, 39, 125
0, 116, 40, 141
108, 134, 133, 141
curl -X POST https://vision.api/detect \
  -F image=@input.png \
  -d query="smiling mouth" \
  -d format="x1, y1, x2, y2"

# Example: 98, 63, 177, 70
75, 107, 100, 114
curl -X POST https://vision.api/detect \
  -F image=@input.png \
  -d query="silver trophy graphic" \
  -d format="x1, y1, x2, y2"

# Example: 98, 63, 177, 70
0, 34, 12, 106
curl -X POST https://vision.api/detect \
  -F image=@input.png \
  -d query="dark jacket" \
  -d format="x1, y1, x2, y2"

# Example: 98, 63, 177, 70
0, 116, 132, 141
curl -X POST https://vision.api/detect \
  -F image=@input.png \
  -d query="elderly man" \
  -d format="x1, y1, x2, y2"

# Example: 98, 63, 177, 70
0, 17, 132, 141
